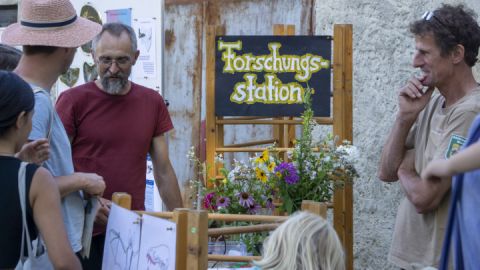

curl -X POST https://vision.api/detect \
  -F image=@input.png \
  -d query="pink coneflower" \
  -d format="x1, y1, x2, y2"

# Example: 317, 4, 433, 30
216, 196, 231, 208
247, 203, 262, 214
238, 192, 254, 208
203, 192, 217, 210
265, 198, 275, 210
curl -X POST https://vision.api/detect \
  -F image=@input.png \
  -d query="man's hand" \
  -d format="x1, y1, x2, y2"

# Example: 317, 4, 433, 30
75, 172, 106, 196
15, 139, 50, 165
95, 197, 112, 226
397, 75, 434, 121
422, 159, 452, 182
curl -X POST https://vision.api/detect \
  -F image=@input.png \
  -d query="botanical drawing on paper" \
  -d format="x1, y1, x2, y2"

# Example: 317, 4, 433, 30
108, 228, 140, 270
146, 245, 170, 270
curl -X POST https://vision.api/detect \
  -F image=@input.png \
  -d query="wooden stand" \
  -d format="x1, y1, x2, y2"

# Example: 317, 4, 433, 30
113, 195, 329, 269
205, 23, 354, 269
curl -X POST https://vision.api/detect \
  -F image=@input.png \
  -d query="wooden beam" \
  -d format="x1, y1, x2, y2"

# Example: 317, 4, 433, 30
208, 254, 261, 262
272, 24, 287, 158
205, 25, 217, 186
172, 209, 189, 270
216, 118, 333, 125
223, 139, 277, 148
208, 213, 288, 223
301, 200, 328, 218
208, 223, 279, 236
111, 192, 132, 210
343, 24, 354, 270
333, 24, 354, 270
186, 210, 208, 269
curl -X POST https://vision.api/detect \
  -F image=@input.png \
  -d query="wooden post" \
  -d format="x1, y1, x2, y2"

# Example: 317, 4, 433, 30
272, 24, 286, 157
301, 200, 327, 219
206, 24, 225, 185
272, 24, 296, 161
111, 192, 132, 210
333, 24, 353, 270
204, 21, 354, 270
185, 210, 208, 270
206, 25, 217, 185
173, 209, 189, 270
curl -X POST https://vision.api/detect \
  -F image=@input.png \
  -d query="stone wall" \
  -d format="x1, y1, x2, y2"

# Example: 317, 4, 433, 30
314, 1, 480, 269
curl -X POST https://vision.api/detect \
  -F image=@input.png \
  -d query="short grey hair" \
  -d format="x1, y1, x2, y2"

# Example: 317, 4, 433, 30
92, 23, 138, 53
254, 211, 345, 270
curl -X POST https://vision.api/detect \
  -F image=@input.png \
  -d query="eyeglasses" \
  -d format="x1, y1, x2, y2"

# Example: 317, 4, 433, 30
97, 56, 132, 67
421, 11, 457, 42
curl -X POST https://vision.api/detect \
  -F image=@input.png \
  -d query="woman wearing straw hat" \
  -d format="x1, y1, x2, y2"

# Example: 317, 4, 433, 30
0, 71, 81, 269
1, 0, 106, 263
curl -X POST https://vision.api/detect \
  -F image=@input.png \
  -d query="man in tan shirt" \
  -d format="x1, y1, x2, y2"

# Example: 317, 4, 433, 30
377, 4, 480, 269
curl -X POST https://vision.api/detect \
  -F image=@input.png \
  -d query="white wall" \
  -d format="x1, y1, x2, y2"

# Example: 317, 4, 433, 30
314, 1, 480, 268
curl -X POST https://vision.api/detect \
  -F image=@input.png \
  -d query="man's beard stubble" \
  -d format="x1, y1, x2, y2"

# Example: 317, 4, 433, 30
101, 73, 128, 95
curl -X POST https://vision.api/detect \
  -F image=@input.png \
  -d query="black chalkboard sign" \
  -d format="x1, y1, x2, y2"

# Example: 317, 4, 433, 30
215, 36, 332, 117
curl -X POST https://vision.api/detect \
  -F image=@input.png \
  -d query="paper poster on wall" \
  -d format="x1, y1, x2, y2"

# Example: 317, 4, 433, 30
80, 4, 102, 54
102, 204, 141, 270
145, 154, 163, 211
59, 67, 79, 87
132, 18, 157, 79
106, 8, 132, 26
138, 214, 176, 269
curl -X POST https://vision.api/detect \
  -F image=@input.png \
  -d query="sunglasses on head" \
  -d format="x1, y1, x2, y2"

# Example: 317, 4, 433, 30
421, 11, 458, 42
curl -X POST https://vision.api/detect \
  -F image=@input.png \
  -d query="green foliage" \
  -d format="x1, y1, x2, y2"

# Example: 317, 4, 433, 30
187, 87, 359, 254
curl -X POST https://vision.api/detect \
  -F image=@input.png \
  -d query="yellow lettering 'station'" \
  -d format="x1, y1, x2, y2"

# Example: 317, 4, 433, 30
218, 40, 330, 104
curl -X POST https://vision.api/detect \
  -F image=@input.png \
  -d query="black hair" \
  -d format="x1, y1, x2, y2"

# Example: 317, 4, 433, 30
0, 44, 21, 71
0, 71, 34, 136
23, 45, 58, 56
410, 4, 480, 67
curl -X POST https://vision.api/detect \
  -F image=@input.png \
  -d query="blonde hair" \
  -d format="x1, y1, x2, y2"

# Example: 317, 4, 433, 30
253, 211, 345, 270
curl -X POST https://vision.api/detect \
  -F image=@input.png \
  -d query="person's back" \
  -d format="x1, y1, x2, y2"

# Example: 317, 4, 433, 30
1, 0, 105, 260
253, 211, 345, 270
0, 71, 81, 269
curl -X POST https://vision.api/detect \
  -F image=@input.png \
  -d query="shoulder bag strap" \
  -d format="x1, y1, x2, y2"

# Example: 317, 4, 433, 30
18, 162, 34, 261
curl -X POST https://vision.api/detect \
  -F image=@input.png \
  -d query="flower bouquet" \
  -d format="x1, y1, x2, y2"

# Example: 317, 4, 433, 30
187, 88, 358, 254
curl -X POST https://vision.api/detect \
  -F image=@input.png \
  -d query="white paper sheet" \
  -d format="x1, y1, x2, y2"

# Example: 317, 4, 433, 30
132, 18, 157, 79
138, 214, 177, 270
102, 204, 142, 270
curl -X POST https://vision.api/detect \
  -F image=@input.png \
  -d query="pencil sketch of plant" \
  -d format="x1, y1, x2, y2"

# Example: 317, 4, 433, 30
138, 26, 152, 53
108, 229, 140, 270
146, 245, 170, 270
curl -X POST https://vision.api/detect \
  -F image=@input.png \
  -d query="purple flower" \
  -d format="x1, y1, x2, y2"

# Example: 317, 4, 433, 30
274, 162, 300, 184
266, 198, 275, 210
203, 192, 217, 210
247, 203, 262, 214
216, 196, 231, 208
238, 192, 254, 208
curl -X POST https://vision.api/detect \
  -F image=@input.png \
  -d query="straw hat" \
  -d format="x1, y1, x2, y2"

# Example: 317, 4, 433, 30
1, 0, 101, 48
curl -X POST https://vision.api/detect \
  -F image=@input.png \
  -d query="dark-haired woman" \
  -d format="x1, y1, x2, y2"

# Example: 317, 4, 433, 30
0, 71, 81, 269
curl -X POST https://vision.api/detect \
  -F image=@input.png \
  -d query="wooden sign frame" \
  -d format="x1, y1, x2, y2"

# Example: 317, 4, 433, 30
205, 24, 353, 270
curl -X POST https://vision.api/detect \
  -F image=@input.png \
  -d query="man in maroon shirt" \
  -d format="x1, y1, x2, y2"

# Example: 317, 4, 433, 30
56, 22, 183, 269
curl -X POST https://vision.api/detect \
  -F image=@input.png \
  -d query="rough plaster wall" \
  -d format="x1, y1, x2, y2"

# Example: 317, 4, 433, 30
314, 1, 480, 269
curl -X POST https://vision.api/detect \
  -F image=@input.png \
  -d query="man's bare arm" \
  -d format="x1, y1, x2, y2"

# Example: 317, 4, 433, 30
377, 78, 434, 181
150, 134, 183, 210
55, 173, 105, 198
378, 117, 415, 181
398, 150, 451, 213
